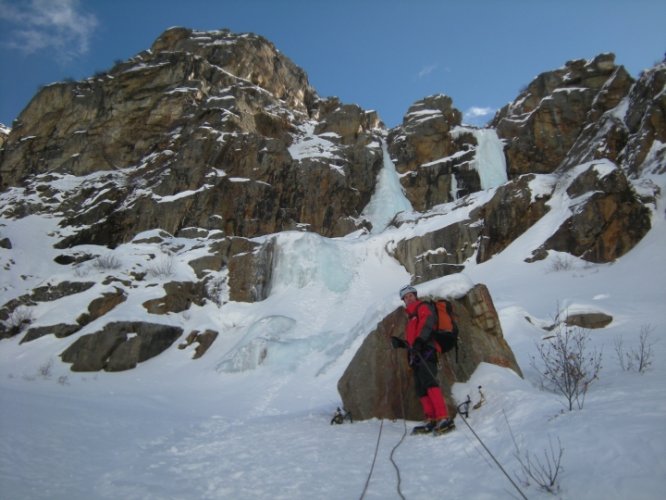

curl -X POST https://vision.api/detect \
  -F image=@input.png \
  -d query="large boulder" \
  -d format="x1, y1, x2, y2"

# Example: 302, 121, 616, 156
337, 284, 522, 421
60, 321, 183, 372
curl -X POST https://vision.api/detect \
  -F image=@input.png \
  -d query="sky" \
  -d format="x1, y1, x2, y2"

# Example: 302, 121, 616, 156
0, 0, 665, 129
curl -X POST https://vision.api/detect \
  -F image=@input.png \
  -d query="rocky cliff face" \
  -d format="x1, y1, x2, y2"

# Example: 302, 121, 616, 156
388, 55, 661, 278
0, 28, 663, 392
0, 27, 383, 246
493, 53, 634, 176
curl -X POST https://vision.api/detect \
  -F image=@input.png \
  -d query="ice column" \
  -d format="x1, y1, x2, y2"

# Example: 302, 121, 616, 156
361, 140, 413, 233
451, 127, 508, 195
470, 129, 508, 190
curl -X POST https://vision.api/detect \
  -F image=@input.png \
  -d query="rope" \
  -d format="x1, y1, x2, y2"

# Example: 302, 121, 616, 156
361, 340, 527, 500
413, 350, 529, 500
358, 418, 384, 500
389, 346, 408, 500
458, 414, 528, 500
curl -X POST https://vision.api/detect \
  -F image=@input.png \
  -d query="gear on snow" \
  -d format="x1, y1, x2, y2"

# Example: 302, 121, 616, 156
330, 407, 353, 425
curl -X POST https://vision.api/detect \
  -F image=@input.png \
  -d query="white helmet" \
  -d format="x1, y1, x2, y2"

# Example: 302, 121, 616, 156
399, 284, 417, 299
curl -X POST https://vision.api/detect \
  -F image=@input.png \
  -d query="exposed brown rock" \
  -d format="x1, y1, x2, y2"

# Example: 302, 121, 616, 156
0, 281, 95, 338
228, 237, 276, 302
142, 281, 205, 314
620, 61, 666, 176
388, 94, 472, 210
529, 164, 651, 262
565, 312, 613, 329
473, 174, 551, 263
0, 28, 382, 246
493, 53, 634, 176
178, 329, 219, 359
77, 287, 127, 326
337, 284, 522, 421
391, 220, 481, 283
0, 125, 8, 149
21, 324, 81, 344
60, 321, 183, 371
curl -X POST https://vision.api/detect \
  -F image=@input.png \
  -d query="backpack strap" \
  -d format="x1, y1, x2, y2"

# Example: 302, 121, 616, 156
416, 301, 437, 343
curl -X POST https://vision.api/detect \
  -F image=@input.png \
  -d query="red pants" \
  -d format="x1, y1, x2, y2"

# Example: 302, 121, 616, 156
419, 387, 449, 420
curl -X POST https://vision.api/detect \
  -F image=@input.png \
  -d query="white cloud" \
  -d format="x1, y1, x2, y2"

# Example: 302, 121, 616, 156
0, 0, 98, 61
417, 63, 438, 79
463, 106, 496, 125
465, 106, 494, 118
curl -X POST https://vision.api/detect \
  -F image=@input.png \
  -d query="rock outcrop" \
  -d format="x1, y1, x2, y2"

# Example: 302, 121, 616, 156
337, 285, 522, 421
60, 321, 183, 372
472, 174, 551, 263
493, 53, 634, 176
0, 27, 383, 247
0, 281, 95, 339
388, 95, 480, 210
387, 57, 663, 274
528, 162, 651, 262
390, 220, 481, 283
0, 125, 8, 149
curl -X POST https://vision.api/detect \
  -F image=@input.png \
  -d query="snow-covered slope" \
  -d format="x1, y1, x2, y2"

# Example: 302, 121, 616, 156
1, 135, 665, 498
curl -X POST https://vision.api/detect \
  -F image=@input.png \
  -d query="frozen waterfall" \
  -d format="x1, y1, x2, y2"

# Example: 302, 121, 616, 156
361, 140, 413, 233
454, 127, 508, 191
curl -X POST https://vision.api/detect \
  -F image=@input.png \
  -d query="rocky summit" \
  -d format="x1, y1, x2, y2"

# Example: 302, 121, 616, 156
0, 28, 664, 418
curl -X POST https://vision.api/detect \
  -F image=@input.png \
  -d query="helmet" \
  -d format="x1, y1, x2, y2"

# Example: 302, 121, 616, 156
399, 284, 417, 300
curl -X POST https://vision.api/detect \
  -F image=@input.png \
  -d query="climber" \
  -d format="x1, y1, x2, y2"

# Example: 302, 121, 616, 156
392, 284, 455, 435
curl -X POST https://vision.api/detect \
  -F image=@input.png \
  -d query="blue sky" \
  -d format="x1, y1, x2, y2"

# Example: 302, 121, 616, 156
1, 0, 664, 129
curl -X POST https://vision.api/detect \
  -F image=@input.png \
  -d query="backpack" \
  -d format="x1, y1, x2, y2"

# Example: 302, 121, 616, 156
420, 300, 459, 361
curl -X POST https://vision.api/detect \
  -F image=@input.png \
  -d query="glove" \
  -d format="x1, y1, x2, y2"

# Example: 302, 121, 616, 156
391, 336, 408, 349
